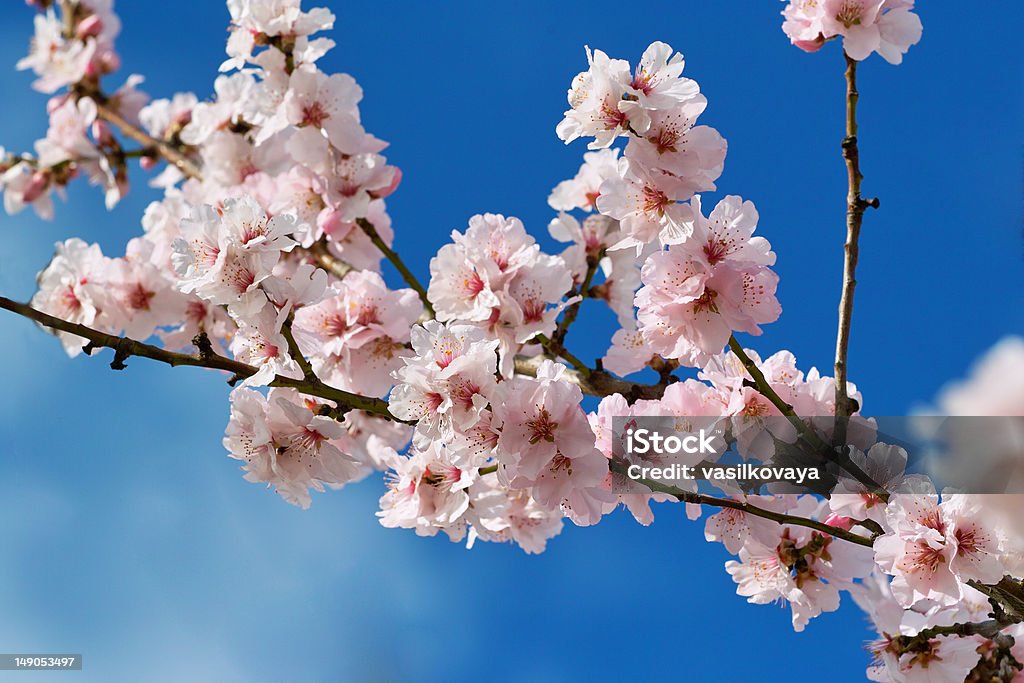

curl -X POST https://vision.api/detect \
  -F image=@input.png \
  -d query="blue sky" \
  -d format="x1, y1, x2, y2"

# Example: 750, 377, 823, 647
0, 2, 1020, 681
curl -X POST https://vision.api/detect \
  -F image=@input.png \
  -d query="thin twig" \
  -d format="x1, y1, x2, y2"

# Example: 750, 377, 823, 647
355, 218, 434, 317
728, 335, 888, 502
834, 55, 879, 422
608, 459, 874, 548
93, 100, 203, 181
0, 296, 404, 422
535, 333, 593, 379
512, 354, 666, 401
552, 251, 602, 346
281, 316, 316, 381
307, 238, 354, 279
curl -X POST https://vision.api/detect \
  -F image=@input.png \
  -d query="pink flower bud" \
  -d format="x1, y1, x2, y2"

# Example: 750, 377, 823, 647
97, 50, 121, 74
76, 15, 104, 39
139, 156, 157, 171
823, 513, 854, 531
793, 38, 826, 53
22, 171, 49, 203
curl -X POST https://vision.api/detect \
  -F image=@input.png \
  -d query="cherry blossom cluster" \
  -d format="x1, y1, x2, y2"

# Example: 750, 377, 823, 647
3, 0, 139, 216
556, 42, 726, 250
780, 0, 923, 64
427, 213, 575, 373
5, 2, 1023, 680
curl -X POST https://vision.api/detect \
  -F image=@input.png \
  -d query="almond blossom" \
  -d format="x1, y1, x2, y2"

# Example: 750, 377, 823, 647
556, 46, 648, 149
31, 238, 114, 355
5, 6, 1021, 681
548, 148, 621, 213
491, 360, 612, 522
377, 440, 478, 542
636, 244, 781, 367
17, 9, 96, 93
293, 270, 421, 397
874, 488, 1009, 608
781, 0, 923, 64
389, 320, 499, 445
223, 387, 365, 509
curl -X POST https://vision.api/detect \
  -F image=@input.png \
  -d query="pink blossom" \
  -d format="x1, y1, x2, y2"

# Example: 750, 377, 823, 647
17, 10, 96, 93
603, 328, 653, 377
389, 320, 499, 444
492, 360, 611, 519
223, 387, 364, 509
636, 244, 781, 367
1, 162, 56, 219
874, 489, 1009, 608
556, 47, 649, 150
465, 482, 564, 554
377, 440, 477, 542
936, 336, 1024, 416
624, 103, 726, 197
31, 238, 114, 356
783, 0, 922, 64
282, 67, 382, 158
548, 148, 621, 213
597, 158, 696, 248
293, 270, 421, 397
626, 42, 700, 111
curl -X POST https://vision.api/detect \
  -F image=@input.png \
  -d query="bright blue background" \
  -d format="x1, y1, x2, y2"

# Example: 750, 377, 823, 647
0, 2, 1020, 681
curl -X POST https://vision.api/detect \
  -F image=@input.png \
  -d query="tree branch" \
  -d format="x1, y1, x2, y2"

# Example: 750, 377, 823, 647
608, 459, 874, 548
889, 581, 1023, 655
834, 54, 879, 421
355, 217, 434, 317
93, 100, 203, 182
535, 333, 593, 379
894, 621, 1015, 652
281, 316, 316, 381
512, 353, 668, 401
0, 295, 406, 422
306, 238, 355, 279
552, 250, 602, 347
728, 335, 889, 502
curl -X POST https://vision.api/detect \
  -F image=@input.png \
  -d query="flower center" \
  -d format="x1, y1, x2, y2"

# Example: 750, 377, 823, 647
302, 102, 330, 127
526, 408, 559, 444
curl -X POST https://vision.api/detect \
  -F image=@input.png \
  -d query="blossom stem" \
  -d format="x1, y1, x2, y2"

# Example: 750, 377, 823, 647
906, 619, 1015, 641
92, 100, 204, 181
355, 218, 434, 317
728, 336, 826, 446
281, 316, 316, 381
0, 295, 408, 423
552, 250, 602, 347
727, 335, 889, 502
608, 459, 874, 548
512, 354, 667, 401
307, 238, 355, 279
59, 0, 78, 39
891, 618, 1020, 655
535, 333, 592, 378
834, 55, 879, 423
969, 578, 1024, 623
